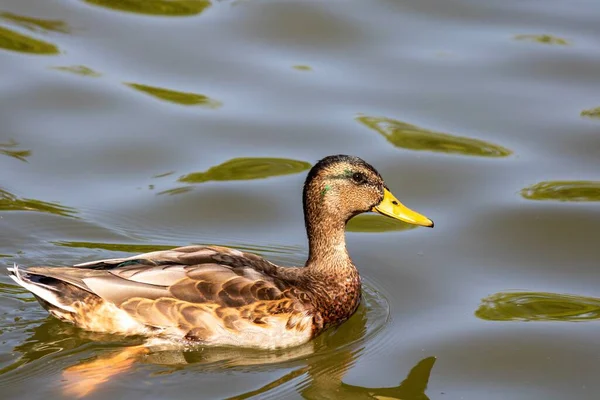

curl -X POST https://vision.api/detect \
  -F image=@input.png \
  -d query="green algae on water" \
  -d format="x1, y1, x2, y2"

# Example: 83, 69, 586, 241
476, 291, 600, 322
514, 34, 569, 45
581, 107, 600, 119
520, 181, 600, 202
52, 65, 102, 77
357, 115, 512, 157
126, 82, 221, 108
83, 0, 211, 17
0, 12, 70, 34
0, 188, 76, 217
0, 26, 59, 55
1, 140, 31, 162
178, 157, 311, 184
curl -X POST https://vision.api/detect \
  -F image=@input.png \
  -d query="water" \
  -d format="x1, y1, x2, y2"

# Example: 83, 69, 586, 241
1, 0, 599, 399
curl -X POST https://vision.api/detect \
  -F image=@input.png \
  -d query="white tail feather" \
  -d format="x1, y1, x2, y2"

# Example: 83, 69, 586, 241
7, 264, 75, 312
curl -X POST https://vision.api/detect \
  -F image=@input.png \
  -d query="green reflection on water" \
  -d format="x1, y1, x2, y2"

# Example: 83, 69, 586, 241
514, 34, 569, 45
520, 181, 600, 202
153, 171, 175, 178
346, 214, 418, 233
178, 157, 311, 184
476, 292, 600, 322
126, 82, 221, 108
83, 0, 211, 17
0, 11, 70, 33
0, 188, 76, 217
0, 26, 59, 55
157, 186, 194, 196
52, 65, 101, 77
52, 240, 301, 257
0, 140, 30, 162
293, 65, 312, 71
581, 107, 600, 119
357, 115, 512, 157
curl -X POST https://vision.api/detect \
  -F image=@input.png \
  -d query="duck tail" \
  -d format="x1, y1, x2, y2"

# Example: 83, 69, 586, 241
7, 264, 75, 312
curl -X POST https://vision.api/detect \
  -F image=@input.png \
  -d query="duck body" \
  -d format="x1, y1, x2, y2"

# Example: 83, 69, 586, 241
9, 245, 360, 349
8, 155, 432, 349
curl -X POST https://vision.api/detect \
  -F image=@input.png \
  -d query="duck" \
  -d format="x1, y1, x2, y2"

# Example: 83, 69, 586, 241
7, 155, 433, 349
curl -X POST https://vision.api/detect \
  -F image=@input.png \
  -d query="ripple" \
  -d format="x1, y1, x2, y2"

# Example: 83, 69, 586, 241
0, 26, 59, 55
346, 214, 418, 233
51, 65, 101, 77
357, 115, 512, 157
0, 140, 30, 162
581, 107, 600, 119
476, 291, 600, 321
178, 157, 311, 184
520, 181, 600, 202
514, 34, 569, 45
0, 188, 77, 217
82, 0, 211, 17
126, 82, 221, 108
0, 11, 70, 34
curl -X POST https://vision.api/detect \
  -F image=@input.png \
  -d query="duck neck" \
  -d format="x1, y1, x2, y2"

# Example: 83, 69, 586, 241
301, 181, 362, 330
305, 216, 350, 269
302, 185, 355, 275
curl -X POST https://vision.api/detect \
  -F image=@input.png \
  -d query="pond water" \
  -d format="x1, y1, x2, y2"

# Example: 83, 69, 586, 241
1, 0, 600, 399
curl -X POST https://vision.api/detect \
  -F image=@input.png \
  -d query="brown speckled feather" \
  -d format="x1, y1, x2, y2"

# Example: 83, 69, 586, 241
21, 246, 320, 348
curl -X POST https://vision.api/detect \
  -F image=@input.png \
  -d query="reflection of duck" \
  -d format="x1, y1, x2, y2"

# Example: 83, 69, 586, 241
2, 297, 435, 399
8, 155, 433, 349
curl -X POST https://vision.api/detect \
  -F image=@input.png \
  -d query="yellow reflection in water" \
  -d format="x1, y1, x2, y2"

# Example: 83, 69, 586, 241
357, 116, 512, 157
0, 140, 30, 162
83, 0, 211, 16
346, 214, 418, 233
476, 292, 600, 322
581, 107, 600, 119
52, 65, 101, 77
520, 181, 600, 202
178, 157, 311, 184
0, 188, 76, 217
0, 11, 70, 34
514, 34, 569, 45
126, 82, 221, 108
0, 26, 59, 55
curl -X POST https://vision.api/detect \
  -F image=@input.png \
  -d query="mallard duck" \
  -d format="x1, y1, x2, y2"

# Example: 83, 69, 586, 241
8, 155, 433, 349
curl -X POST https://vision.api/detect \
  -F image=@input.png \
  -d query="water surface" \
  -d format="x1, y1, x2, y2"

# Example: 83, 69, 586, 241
1, 0, 600, 399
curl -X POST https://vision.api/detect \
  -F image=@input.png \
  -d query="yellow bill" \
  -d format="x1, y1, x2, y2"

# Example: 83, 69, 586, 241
372, 188, 434, 227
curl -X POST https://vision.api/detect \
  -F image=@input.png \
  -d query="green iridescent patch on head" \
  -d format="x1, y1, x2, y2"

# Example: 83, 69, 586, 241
321, 184, 332, 199
328, 169, 355, 180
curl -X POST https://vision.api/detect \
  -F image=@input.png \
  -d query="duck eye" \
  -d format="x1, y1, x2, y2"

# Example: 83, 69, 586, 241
352, 172, 366, 184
